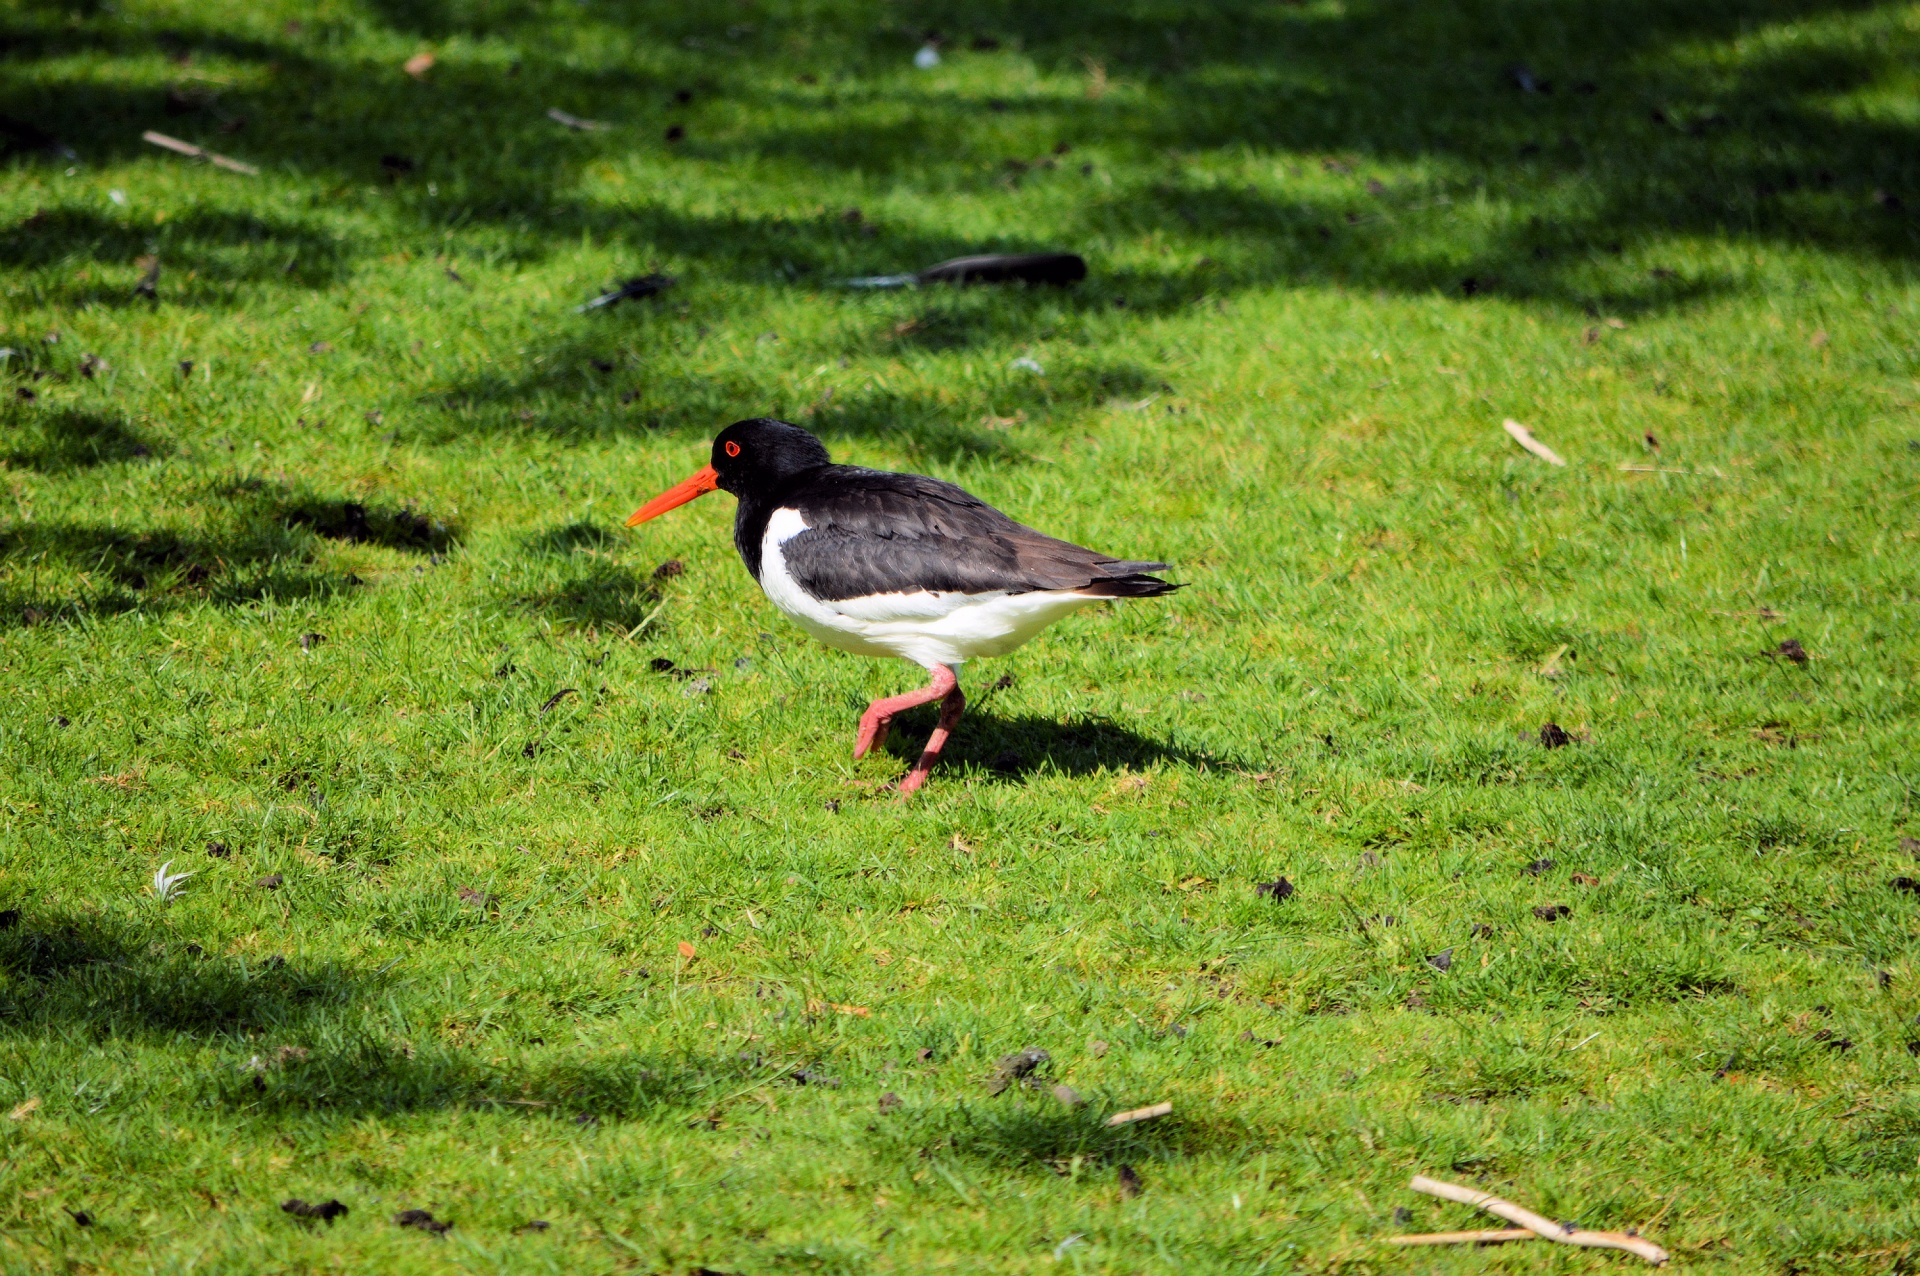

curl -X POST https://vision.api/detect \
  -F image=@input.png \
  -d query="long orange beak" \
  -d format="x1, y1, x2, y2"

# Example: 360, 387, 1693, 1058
626, 464, 719, 526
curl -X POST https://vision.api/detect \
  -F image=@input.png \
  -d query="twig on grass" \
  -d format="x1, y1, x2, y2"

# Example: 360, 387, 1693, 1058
587, 1219, 651, 1259
1387, 1229, 1536, 1246
538, 920, 610, 943
141, 130, 259, 175
704, 1063, 800, 1109
547, 107, 608, 131
1503, 418, 1566, 466
1641, 1185, 1685, 1235
623, 598, 668, 643
1105, 1101, 1172, 1127
1618, 464, 1727, 477
1408, 1174, 1669, 1264
930, 1159, 978, 1206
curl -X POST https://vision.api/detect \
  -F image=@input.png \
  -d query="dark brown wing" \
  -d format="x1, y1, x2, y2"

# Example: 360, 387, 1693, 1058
781, 467, 1175, 600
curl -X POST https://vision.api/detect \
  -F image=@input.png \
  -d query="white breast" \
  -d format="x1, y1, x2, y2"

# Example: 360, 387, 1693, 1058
756, 507, 1104, 670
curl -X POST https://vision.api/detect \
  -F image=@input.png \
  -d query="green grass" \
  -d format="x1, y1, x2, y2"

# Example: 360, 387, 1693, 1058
3, 0, 1920, 1270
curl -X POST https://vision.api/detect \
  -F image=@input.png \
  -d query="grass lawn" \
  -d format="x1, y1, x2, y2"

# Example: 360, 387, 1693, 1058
5, 0, 1920, 1270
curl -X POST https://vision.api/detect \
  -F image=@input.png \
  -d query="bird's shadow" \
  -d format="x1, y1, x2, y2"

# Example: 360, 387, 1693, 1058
880, 707, 1233, 781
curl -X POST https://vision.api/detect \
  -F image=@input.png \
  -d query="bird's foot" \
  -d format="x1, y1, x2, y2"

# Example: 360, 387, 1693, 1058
853, 710, 892, 760
893, 685, 965, 798
856, 668, 960, 784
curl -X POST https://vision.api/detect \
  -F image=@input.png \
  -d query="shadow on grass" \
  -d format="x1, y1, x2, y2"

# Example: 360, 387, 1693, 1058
514, 560, 667, 632
0, 482, 460, 627
3, 0, 1913, 330
0, 910, 355, 1038
218, 1038, 725, 1119
0, 207, 356, 303
880, 707, 1237, 780
871, 1093, 1261, 1171
279, 494, 458, 553
1420, 1025, 1573, 1101
0, 521, 334, 623
512, 527, 695, 631
0, 408, 164, 472
437, 373, 1039, 461
0, 909, 747, 1118
412, 308, 1116, 456
525, 521, 625, 557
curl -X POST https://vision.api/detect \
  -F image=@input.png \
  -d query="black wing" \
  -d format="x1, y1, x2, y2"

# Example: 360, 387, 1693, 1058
779, 467, 1175, 600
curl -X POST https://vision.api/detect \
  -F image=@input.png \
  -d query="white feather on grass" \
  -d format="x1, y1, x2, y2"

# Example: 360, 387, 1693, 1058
152, 861, 194, 903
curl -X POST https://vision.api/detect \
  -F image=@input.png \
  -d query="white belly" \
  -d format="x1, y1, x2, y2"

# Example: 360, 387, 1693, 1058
757, 508, 1103, 669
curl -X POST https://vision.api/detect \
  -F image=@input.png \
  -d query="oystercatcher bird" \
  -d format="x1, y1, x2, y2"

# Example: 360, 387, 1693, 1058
626, 418, 1179, 793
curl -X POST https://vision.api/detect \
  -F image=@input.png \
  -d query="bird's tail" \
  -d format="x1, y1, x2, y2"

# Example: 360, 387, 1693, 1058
1079, 563, 1181, 598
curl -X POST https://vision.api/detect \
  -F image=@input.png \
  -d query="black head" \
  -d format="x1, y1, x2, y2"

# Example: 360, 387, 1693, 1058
627, 418, 833, 528
711, 418, 832, 497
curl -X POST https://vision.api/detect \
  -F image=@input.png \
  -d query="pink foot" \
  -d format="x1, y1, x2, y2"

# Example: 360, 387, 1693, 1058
853, 706, 892, 760
896, 684, 966, 797
850, 667, 962, 791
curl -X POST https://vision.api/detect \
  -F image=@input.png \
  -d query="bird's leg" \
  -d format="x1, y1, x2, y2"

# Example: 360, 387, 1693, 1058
853, 665, 958, 762
897, 678, 965, 796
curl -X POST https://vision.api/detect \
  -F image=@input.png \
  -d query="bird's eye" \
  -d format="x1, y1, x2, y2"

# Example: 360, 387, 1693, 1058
725, 441, 741, 457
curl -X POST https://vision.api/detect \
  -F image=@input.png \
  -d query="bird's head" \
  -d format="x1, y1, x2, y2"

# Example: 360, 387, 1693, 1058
625, 418, 832, 525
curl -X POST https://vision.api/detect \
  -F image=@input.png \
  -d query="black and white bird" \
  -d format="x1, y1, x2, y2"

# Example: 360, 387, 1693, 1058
626, 418, 1179, 793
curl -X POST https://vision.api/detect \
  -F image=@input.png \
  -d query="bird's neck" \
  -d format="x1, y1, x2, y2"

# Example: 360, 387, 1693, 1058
731, 465, 830, 581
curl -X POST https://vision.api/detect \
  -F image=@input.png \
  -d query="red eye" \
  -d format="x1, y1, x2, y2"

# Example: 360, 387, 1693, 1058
725, 440, 741, 457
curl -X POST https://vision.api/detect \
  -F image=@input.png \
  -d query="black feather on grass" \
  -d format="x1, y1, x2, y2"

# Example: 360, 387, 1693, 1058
283, 1198, 348, 1223
1255, 877, 1294, 902
578, 273, 676, 312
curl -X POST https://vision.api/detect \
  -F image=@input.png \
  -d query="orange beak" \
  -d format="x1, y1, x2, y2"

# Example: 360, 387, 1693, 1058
625, 464, 719, 526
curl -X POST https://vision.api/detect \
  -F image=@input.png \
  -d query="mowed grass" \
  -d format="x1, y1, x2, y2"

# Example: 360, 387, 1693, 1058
3, 0, 1920, 1270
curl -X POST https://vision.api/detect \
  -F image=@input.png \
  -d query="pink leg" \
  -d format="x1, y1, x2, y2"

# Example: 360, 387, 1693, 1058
854, 665, 957, 761
897, 681, 965, 796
